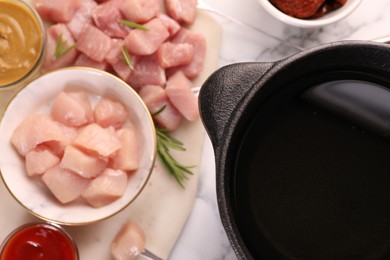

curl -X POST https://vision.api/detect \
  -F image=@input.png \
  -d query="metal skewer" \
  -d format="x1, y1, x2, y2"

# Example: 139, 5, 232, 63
140, 249, 164, 260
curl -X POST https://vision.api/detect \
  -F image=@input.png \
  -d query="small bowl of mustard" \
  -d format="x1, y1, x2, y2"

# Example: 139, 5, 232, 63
0, 0, 46, 90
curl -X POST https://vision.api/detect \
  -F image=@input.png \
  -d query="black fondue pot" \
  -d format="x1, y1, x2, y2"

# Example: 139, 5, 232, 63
199, 41, 390, 259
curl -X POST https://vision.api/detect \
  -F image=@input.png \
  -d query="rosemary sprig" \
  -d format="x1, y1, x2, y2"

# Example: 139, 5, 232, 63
156, 128, 194, 188
121, 47, 134, 70
119, 20, 149, 31
152, 105, 194, 188
54, 34, 75, 59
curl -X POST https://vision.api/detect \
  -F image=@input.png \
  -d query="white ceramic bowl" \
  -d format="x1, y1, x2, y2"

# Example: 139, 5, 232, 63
0, 68, 156, 226
258, 0, 362, 28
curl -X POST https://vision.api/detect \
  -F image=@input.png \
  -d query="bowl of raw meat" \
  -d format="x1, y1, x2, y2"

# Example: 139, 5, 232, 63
258, 0, 362, 28
0, 67, 156, 226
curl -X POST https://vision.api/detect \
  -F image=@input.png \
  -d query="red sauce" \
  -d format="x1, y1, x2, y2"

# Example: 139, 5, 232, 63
0, 223, 78, 260
270, 0, 347, 19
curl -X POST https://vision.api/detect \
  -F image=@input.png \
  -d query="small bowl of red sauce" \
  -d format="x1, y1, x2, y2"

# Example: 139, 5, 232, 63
258, 0, 362, 28
0, 222, 78, 260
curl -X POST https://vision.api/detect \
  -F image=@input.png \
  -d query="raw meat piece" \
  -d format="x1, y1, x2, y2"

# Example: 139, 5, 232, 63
67, 91, 93, 124
157, 42, 194, 69
94, 98, 128, 129
34, 0, 80, 23
106, 39, 125, 64
110, 127, 139, 171
60, 145, 108, 179
165, 0, 197, 25
42, 165, 90, 204
75, 53, 111, 71
124, 18, 169, 56
76, 25, 113, 62
138, 85, 182, 131
73, 124, 121, 157
168, 28, 206, 79
92, 0, 130, 38
157, 13, 180, 36
112, 58, 134, 81
165, 71, 199, 121
25, 146, 60, 176
11, 115, 65, 156
42, 24, 78, 73
120, 0, 160, 23
82, 168, 128, 208
105, 39, 134, 81
113, 61, 134, 81
51, 91, 91, 127
45, 122, 80, 157
110, 220, 145, 260
127, 55, 166, 89
66, 0, 97, 39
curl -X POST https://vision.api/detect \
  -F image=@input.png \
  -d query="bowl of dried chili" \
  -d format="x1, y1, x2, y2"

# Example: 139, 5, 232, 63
258, 0, 362, 28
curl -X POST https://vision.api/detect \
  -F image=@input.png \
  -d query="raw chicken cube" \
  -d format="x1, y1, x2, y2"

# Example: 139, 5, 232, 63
120, 0, 160, 23
66, 0, 97, 39
127, 55, 166, 89
42, 24, 78, 73
75, 53, 111, 71
168, 28, 207, 79
112, 58, 134, 81
92, 0, 130, 38
110, 220, 145, 260
67, 91, 94, 124
42, 165, 90, 204
157, 13, 180, 36
105, 39, 125, 64
11, 115, 65, 156
76, 24, 113, 62
25, 146, 60, 176
165, 0, 197, 25
157, 42, 194, 69
46, 122, 80, 157
165, 71, 199, 121
124, 18, 169, 56
82, 168, 128, 208
138, 85, 182, 131
51, 91, 92, 127
94, 98, 128, 129
34, 0, 80, 23
60, 145, 108, 179
110, 127, 139, 171
73, 124, 121, 157
105, 39, 134, 81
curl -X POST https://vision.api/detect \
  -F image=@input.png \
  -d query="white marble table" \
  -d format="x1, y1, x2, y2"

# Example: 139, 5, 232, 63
169, 0, 390, 259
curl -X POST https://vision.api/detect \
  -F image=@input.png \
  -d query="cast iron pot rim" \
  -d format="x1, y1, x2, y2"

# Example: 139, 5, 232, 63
214, 40, 390, 259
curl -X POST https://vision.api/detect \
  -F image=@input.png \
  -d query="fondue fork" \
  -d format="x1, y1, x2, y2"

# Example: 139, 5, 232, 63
141, 249, 164, 260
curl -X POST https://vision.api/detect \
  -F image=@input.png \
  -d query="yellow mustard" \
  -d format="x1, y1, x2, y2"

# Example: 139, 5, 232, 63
0, 0, 44, 87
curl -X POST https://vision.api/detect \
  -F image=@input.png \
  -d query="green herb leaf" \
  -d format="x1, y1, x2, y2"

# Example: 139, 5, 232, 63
121, 47, 134, 70
119, 20, 149, 31
156, 127, 194, 188
151, 105, 167, 116
54, 34, 75, 59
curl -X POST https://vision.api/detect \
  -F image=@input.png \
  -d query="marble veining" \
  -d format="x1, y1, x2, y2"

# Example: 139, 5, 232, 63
169, 0, 390, 259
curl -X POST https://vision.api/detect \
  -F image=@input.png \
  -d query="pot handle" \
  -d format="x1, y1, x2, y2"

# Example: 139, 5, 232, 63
199, 62, 273, 150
